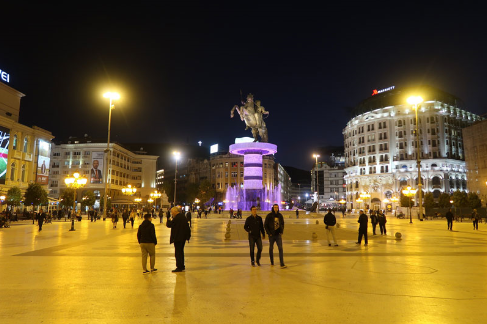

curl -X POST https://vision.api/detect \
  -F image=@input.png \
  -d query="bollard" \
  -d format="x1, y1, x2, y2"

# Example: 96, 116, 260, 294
395, 232, 402, 240
312, 232, 318, 240
225, 232, 231, 239
316, 220, 319, 225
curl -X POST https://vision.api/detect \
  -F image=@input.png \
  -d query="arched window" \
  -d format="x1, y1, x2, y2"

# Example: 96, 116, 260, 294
10, 162, 16, 181
21, 165, 26, 182
23, 136, 28, 153
13, 135, 17, 150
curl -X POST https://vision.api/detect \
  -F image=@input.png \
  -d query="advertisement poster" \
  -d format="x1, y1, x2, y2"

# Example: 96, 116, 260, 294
0, 126, 10, 184
36, 140, 51, 184
91, 151, 104, 184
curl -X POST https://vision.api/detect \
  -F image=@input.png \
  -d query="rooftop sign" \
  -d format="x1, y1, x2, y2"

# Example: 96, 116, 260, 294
0, 69, 10, 83
372, 86, 394, 96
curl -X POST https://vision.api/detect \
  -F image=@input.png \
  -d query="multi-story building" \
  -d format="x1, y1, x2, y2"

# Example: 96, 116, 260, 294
311, 162, 346, 206
275, 163, 292, 202
156, 169, 164, 189
463, 119, 487, 204
0, 78, 54, 197
343, 85, 481, 210
210, 151, 275, 202
49, 137, 158, 207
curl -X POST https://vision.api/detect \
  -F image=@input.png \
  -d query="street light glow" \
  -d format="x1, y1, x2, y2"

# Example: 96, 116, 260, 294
173, 151, 180, 160
407, 96, 423, 106
103, 92, 121, 100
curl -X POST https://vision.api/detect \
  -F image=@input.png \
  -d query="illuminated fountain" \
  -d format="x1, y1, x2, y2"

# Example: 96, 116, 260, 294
225, 141, 281, 211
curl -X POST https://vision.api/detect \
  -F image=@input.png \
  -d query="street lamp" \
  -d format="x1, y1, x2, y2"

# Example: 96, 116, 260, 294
122, 184, 137, 195
408, 95, 424, 221
64, 171, 88, 231
402, 186, 417, 223
360, 191, 371, 210
391, 196, 399, 215
150, 190, 162, 209
102, 92, 120, 221
356, 198, 363, 209
173, 151, 180, 205
313, 154, 320, 213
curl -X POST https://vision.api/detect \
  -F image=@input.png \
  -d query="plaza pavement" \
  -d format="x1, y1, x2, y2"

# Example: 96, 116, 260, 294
1, 212, 487, 323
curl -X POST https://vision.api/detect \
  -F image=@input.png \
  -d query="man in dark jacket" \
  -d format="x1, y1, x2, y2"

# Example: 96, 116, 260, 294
186, 210, 192, 228
122, 209, 129, 228
137, 214, 158, 274
37, 209, 46, 231
324, 209, 338, 246
264, 204, 286, 268
446, 208, 454, 231
370, 210, 378, 235
166, 207, 190, 272
244, 206, 265, 266
356, 210, 368, 245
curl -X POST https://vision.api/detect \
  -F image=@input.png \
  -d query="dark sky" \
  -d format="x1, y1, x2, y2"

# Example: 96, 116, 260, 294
2, 2, 486, 170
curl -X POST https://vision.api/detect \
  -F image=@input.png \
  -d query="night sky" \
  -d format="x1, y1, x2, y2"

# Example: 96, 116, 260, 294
2, 2, 486, 170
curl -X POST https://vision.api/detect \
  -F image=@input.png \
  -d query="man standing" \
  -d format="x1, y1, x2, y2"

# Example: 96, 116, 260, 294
186, 209, 192, 229
378, 211, 387, 235
324, 209, 338, 246
158, 209, 164, 224
122, 209, 129, 229
356, 210, 368, 246
264, 204, 286, 268
295, 208, 299, 219
472, 209, 480, 230
244, 206, 265, 266
166, 207, 191, 272
137, 214, 157, 274
38, 209, 46, 231
370, 210, 378, 235
446, 208, 454, 231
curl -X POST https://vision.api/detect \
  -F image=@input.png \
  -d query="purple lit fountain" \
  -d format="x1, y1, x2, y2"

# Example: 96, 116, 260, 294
225, 142, 281, 211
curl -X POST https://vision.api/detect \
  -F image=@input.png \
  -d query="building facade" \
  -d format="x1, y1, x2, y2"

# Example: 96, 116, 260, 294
311, 162, 346, 206
275, 163, 292, 202
343, 86, 481, 210
0, 81, 54, 197
49, 138, 158, 207
463, 120, 487, 205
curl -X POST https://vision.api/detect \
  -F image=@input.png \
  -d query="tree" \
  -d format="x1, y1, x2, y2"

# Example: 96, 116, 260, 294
438, 193, 451, 208
468, 192, 482, 209
6, 186, 22, 207
400, 192, 412, 208
24, 183, 48, 207
423, 192, 435, 210
451, 190, 468, 208
60, 188, 75, 208
185, 183, 199, 204
198, 180, 215, 206
81, 191, 96, 209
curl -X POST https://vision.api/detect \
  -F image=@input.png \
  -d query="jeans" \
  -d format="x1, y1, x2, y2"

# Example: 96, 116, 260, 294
249, 235, 263, 262
140, 243, 156, 271
269, 234, 284, 266
379, 223, 386, 235
174, 241, 186, 270
473, 219, 479, 230
447, 219, 453, 230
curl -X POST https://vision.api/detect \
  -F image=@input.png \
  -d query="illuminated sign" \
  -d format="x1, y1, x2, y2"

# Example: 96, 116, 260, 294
0, 126, 10, 184
0, 69, 10, 83
234, 137, 254, 144
91, 151, 104, 184
210, 144, 219, 154
36, 140, 51, 184
372, 86, 394, 96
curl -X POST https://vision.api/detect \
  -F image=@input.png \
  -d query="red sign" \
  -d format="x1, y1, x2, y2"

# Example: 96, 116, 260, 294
372, 89, 378, 96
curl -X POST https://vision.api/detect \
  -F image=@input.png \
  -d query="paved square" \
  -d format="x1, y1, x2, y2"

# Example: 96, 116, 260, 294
1, 214, 487, 323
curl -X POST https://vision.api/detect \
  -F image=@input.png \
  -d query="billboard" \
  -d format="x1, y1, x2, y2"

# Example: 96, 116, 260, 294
0, 126, 10, 184
210, 144, 218, 154
91, 151, 104, 184
36, 140, 51, 184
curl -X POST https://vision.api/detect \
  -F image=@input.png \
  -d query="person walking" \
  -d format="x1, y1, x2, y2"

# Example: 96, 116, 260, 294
244, 206, 265, 266
295, 208, 299, 219
158, 209, 164, 224
446, 208, 454, 231
323, 208, 338, 246
472, 209, 480, 230
264, 204, 287, 268
137, 213, 157, 274
377, 210, 387, 235
186, 209, 192, 229
370, 210, 378, 235
37, 209, 46, 231
122, 209, 129, 229
129, 209, 136, 228
356, 210, 368, 246
112, 209, 119, 229
166, 207, 191, 272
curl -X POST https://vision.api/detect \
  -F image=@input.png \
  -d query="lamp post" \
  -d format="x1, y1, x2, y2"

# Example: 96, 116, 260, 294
134, 197, 142, 211
313, 154, 320, 213
391, 196, 399, 216
402, 186, 417, 224
360, 191, 371, 210
173, 151, 180, 205
64, 171, 87, 231
150, 190, 161, 210
102, 92, 120, 221
408, 96, 424, 221
356, 198, 363, 209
